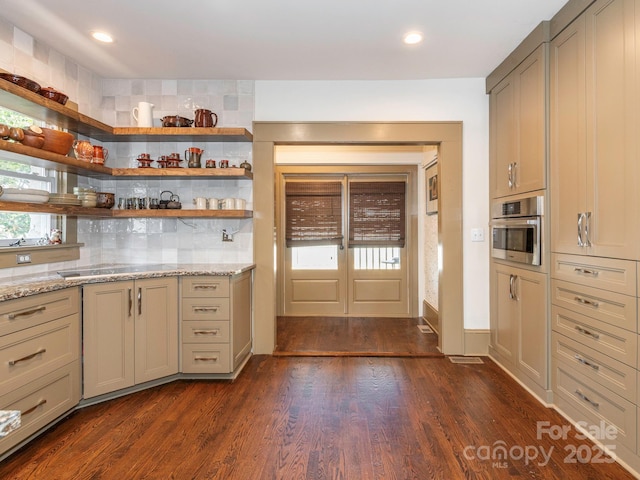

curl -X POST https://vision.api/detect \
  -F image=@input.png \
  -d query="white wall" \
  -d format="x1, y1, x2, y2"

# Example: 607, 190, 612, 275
255, 79, 490, 329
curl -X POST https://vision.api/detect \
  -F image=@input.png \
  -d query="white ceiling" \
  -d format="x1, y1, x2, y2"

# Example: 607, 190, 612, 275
1, 0, 568, 80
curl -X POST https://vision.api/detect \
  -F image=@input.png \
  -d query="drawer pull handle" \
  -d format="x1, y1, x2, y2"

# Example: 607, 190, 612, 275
9, 348, 47, 366
193, 329, 220, 336
574, 267, 599, 277
574, 354, 600, 371
194, 285, 218, 290
7, 305, 46, 320
575, 389, 599, 408
22, 398, 47, 416
574, 296, 599, 308
194, 356, 218, 362
575, 326, 600, 340
194, 307, 219, 312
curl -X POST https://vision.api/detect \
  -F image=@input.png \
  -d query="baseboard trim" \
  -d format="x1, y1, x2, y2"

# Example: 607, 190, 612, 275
422, 300, 439, 334
464, 329, 490, 355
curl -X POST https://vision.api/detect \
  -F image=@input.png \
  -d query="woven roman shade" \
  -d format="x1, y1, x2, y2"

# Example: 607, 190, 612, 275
285, 181, 343, 247
349, 181, 406, 247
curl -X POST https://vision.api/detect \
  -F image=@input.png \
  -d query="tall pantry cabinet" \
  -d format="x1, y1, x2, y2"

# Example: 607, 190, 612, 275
548, 0, 640, 469
488, 33, 550, 402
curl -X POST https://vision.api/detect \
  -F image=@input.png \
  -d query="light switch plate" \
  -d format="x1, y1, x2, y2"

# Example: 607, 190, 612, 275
471, 228, 484, 242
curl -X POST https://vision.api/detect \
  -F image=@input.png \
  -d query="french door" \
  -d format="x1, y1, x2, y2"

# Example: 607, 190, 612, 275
278, 167, 414, 317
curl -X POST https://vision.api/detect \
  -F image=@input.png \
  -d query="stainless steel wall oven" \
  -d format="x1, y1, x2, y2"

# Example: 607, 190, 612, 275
490, 195, 543, 266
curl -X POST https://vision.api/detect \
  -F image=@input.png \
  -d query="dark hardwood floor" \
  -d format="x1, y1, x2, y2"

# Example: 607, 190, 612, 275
275, 316, 442, 356
0, 355, 633, 479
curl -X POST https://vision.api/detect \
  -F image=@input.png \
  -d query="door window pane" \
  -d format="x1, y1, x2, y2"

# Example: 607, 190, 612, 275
353, 247, 401, 270
291, 245, 338, 270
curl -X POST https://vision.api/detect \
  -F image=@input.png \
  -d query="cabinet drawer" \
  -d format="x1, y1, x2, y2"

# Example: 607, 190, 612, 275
0, 361, 81, 456
551, 253, 637, 296
181, 321, 230, 343
552, 357, 636, 452
551, 279, 636, 332
182, 344, 230, 373
552, 305, 637, 367
181, 277, 229, 298
0, 314, 80, 394
182, 298, 229, 321
551, 331, 636, 404
0, 288, 80, 337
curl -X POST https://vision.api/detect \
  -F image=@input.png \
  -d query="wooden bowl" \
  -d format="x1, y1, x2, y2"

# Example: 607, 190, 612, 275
20, 129, 45, 149
40, 128, 74, 155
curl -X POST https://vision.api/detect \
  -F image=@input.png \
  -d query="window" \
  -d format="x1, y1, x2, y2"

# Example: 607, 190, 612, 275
285, 181, 343, 247
0, 107, 64, 248
0, 160, 55, 246
348, 181, 406, 247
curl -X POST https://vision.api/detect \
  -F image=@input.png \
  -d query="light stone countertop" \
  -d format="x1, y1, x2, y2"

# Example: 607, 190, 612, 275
0, 263, 255, 302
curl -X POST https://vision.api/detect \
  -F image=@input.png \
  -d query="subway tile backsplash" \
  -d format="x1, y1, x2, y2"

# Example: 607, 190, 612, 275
0, 22, 254, 277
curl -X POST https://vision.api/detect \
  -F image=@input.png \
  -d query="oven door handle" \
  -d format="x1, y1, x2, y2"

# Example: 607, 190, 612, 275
489, 218, 540, 228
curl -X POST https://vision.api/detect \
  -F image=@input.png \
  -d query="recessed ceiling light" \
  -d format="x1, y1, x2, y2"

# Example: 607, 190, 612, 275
403, 32, 423, 45
91, 31, 114, 43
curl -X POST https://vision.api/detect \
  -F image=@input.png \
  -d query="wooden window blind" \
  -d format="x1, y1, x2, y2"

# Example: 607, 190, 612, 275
349, 181, 406, 247
285, 181, 343, 247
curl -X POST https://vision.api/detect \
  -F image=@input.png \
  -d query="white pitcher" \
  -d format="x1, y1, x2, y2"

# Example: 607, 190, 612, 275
132, 101, 154, 127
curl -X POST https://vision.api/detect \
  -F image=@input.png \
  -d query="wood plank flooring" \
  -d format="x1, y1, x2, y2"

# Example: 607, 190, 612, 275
0, 355, 634, 479
275, 316, 441, 356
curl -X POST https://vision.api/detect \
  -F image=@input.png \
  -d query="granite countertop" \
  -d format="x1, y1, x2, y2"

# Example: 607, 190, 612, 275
0, 263, 255, 302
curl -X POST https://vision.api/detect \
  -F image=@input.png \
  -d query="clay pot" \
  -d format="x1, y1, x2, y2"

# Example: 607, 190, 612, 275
95, 192, 115, 209
38, 87, 68, 105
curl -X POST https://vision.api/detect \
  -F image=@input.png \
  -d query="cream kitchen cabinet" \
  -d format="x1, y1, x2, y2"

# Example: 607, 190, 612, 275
489, 262, 549, 398
550, 0, 638, 260
490, 262, 549, 381
490, 44, 547, 199
0, 288, 81, 458
82, 277, 178, 399
180, 272, 252, 376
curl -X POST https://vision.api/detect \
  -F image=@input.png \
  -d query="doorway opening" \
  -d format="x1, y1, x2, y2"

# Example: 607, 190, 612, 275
252, 121, 464, 355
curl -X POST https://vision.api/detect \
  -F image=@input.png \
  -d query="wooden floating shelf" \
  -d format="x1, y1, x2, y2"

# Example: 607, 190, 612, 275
0, 140, 252, 179
0, 78, 253, 143
0, 201, 253, 219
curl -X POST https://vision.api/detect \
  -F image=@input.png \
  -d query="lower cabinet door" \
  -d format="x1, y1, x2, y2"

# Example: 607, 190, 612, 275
83, 281, 135, 398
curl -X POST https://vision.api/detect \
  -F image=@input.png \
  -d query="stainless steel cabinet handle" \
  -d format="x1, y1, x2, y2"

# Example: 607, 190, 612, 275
7, 305, 46, 320
508, 274, 518, 300
194, 285, 218, 290
194, 356, 218, 362
574, 267, 599, 277
194, 307, 219, 313
584, 212, 592, 247
577, 213, 584, 247
9, 348, 46, 366
193, 329, 220, 336
138, 288, 142, 316
509, 163, 513, 188
511, 162, 517, 188
128, 288, 133, 317
22, 398, 47, 416
575, 325, 600, 339
575, 389, 599, 408
574, 354, 600, 371
574, 296, 599, 308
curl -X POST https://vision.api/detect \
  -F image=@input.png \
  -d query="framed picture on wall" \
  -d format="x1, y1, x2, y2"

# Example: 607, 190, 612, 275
426, 163, 438, 215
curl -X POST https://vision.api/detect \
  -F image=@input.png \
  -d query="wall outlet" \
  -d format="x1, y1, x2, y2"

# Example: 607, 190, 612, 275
471, 228, 484, 242
16, 253, 32, 264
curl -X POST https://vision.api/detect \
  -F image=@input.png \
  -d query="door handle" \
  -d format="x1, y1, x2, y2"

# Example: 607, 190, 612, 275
509, 274, 518, 300
138, 288, 142, 316
128, 288, 133, 317
508, 163, 513, 188
583, 212, 592, 247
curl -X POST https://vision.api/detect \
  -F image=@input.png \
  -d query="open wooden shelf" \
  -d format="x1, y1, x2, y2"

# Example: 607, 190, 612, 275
0, 201, 253, 218
0, 78, 253, 143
